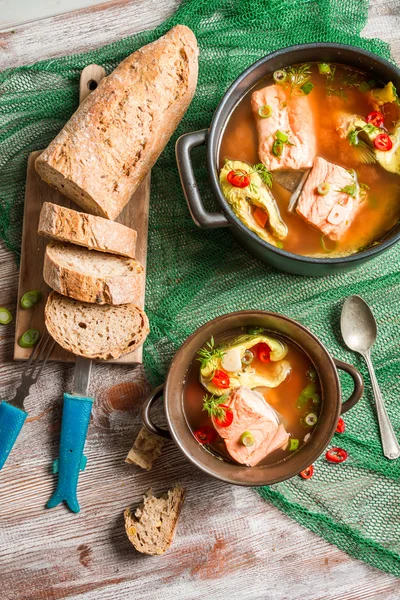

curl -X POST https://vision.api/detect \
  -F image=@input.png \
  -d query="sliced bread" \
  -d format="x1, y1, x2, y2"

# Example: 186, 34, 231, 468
124, 487, 185, 555
44, 242, 145, 305
45, 291, 149, 360
38, 202, 137, 259
125, 427, 165, 471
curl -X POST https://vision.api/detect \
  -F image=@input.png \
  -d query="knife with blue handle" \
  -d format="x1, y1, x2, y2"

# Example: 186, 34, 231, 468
47, 356, 94, 513
46, 65, 105, 514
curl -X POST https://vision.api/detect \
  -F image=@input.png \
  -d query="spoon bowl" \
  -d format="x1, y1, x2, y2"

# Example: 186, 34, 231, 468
341, 296, 377, 354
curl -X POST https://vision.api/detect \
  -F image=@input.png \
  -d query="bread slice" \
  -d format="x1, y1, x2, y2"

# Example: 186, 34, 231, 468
38, 202, 137, 259
45, 291, 149, 360
125, 427, 165, 471
44, 242, 145, 305
35, 26, 198, 220
124, 487, 185, 555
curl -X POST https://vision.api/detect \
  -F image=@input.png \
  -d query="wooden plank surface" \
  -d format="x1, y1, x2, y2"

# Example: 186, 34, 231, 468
0, 1, 400, 600
14, 151, 150, 364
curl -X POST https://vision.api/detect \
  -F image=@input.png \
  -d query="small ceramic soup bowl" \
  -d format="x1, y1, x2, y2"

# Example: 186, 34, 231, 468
176, 43, 400, 276
141, 311, 364, 486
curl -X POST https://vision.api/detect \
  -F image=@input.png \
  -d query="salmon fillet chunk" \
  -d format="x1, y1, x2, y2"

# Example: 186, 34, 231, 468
213, 387, 289, 467
296, 156, 362, 241
251, 84, 316, 171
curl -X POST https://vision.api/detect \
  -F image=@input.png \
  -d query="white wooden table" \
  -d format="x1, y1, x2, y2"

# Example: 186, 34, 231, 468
0, 1, 400, 598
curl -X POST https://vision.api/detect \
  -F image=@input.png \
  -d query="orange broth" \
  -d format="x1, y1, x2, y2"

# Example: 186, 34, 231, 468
219, 63, 400, 257
184, 328, 321, 466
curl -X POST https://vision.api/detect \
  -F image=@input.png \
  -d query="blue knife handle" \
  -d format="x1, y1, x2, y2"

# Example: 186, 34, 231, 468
0, 401, 28, 470
47, 393, 93, 513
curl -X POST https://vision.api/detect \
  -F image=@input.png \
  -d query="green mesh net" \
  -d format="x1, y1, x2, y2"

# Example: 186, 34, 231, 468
1, 0, 399, 578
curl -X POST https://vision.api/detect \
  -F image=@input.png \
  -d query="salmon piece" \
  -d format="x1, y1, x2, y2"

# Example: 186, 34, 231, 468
296, 157, 362, 241
251, 84, 316, 171
213, 387, 289, 467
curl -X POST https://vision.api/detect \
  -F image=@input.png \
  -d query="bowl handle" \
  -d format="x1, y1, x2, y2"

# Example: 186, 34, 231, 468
141, 384, 172, 440
175, 129, 231, 229
334, 358, 364, 414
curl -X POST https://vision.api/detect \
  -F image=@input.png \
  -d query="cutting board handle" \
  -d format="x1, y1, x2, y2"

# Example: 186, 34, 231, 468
79, 64, 107, 103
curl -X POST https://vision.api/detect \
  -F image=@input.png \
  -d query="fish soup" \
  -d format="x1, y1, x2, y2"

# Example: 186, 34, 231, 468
219, 63, 400, 257
183, 327, 322, 467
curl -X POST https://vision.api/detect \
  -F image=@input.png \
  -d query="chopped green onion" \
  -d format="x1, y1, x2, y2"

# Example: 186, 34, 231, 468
317, 182, 330, 196
241, 349, 254, 366
301, 82, 314, 95
318, 63, 332, 75
247, 326, 265, 335
21, 290, 42, 309
276, 130, 289, 143
18, 328, 41, 349
358, 81, 371, 93
297, 382, 320, 409
258, 104, 273, 118
301, 411, 318, 428
0, 308, 13, 325
272, 140, 284, 157
273, 69, 287, 84
321, 235, 337, 253
306, 368, 317, 382
240, 431, 255, 447
275, 241, 284, 249
288, 438, 300, 451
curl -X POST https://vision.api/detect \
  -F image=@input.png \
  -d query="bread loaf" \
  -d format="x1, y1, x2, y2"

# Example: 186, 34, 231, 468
43, 242, 145, 305
38, 202, 137, 258
35, 25, 199, 220
45, 291, 149, 360
124, 487, 185, 555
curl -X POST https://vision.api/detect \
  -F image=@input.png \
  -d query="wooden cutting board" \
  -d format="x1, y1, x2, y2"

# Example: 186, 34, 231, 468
14, 65, 150, 364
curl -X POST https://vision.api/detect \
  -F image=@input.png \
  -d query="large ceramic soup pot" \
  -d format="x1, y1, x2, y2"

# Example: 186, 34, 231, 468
176, 44, 400, 276
141, 311, 364, 486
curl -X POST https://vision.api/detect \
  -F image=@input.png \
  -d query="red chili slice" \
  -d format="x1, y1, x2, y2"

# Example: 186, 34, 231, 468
366, 110, 384, 127
212, 369, 230, 389
227, 170, 250, 188
373, 133, 393, 151
335, 417, 346, 434
214, 405, 234, 428
194, 426, 217, 445
299, 465, 314, 479
326, 447, 348, 463
257, 342, 271, 363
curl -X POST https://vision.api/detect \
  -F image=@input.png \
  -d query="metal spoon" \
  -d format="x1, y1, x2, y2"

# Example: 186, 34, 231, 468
341, 295, 400, 460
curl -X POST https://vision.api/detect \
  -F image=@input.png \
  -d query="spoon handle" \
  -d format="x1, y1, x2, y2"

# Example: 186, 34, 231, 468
364, 351, 400, 460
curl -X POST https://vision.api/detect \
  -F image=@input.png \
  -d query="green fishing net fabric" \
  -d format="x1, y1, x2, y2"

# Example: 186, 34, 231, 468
1, 0, 400, 577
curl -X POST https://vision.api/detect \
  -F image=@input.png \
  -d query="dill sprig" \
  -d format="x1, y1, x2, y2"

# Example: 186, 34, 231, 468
286, 64, 312, 93
251, 163, 273, 188
197, 336, 225, 370
337, 183, 358, 198
203, 393, 230, 420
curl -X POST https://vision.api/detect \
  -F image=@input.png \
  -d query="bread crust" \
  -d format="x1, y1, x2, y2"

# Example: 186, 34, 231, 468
35, 25, 199, 220
124, 487, 185, 555
45, 291, 149, 360
38, 202, 137, 258
43, 242, 145, 305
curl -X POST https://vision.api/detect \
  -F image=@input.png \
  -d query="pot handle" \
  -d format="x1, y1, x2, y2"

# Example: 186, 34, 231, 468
141, 384, 172, 440
334, 358, 364, 414
175, 129, 231, 229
